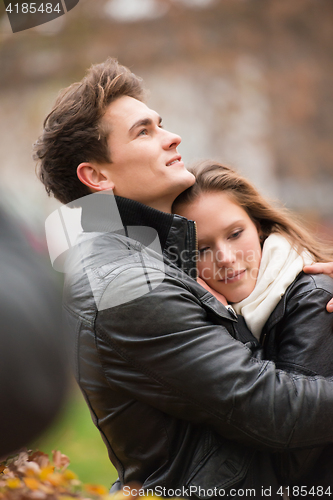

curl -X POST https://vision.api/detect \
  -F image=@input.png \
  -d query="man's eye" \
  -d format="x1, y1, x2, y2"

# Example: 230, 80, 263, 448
138, 129, 148, 136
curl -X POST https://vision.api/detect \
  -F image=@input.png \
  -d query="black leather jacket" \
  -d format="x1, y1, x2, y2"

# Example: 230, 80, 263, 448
63, 194, 333, 497
261, 272, 333, 488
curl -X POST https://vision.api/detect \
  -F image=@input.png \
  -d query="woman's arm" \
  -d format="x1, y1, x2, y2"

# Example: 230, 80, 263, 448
268, 275, 333, 376
264, 273, 333, 486
303, 262, 333, 312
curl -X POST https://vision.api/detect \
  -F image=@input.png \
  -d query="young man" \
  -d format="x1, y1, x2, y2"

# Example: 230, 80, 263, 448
35, 59, 333, 496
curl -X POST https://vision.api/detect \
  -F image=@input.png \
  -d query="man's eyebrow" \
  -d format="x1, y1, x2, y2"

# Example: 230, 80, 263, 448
129, 116, 162, 134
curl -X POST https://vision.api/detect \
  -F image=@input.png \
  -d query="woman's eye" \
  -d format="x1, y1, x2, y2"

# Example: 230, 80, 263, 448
229, 229, 243, 240
198, 247, 210, 254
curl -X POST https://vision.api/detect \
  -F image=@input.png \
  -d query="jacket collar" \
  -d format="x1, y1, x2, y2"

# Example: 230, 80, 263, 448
80, 193, 197, 278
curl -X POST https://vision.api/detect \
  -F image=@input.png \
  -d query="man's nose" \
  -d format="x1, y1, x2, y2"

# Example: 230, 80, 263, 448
162, 129, 181, 149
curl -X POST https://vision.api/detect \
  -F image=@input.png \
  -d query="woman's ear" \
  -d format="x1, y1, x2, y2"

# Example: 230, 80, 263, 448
77, 162, 115, 192
255, 222, 264, 244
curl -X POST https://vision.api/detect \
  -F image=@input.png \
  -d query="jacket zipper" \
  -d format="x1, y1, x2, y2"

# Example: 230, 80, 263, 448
193, 221, 198, 280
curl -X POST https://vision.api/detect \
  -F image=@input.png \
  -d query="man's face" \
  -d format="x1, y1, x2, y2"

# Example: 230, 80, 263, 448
101, 96, 195, 212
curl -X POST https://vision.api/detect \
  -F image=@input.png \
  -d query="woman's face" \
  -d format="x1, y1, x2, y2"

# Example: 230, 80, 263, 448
177, 191, 262, 303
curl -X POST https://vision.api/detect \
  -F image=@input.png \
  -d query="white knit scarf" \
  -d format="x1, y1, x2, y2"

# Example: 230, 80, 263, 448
232, 233, 313, 341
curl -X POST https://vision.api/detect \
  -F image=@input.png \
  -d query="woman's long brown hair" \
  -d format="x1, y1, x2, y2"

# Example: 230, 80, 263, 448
173, 161, 333, 263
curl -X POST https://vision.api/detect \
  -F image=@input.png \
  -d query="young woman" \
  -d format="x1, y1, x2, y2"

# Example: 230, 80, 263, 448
173, 160, 333, 490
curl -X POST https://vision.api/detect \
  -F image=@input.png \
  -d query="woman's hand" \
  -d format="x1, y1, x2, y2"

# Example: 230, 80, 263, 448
303, 262, 333, 312
197, 277, 228, 306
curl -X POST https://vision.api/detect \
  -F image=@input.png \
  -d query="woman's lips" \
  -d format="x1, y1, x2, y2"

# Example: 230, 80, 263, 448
219, 269, 246, 283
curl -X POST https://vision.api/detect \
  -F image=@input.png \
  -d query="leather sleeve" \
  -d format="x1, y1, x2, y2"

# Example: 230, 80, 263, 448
274, 274, 333, 377
95, 270, 333, 452
266, 273, 333, 485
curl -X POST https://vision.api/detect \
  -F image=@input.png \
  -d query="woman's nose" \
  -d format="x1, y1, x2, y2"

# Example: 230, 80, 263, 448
215, 244, 236, 267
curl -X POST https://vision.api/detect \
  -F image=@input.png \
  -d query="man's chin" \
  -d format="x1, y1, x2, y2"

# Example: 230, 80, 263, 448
178, 171, 196, 191
187, 171, 196, 187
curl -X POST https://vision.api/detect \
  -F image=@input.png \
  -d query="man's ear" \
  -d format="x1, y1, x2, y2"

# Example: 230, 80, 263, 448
77, 162, 115, 192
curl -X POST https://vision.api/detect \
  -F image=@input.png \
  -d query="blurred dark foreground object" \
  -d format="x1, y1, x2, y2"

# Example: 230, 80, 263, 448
0, 207, 68, 457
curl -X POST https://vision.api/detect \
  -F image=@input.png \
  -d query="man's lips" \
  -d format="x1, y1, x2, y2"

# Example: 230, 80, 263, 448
166, 155, 182, 166
219, 269, 246, 283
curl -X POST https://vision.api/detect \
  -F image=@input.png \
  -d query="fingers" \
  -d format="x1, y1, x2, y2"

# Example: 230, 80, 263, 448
303, 263, 333, 313
303, 262, 333, 277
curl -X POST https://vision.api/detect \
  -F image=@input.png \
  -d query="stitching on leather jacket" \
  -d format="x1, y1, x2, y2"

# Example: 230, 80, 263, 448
95, 322, 232, 421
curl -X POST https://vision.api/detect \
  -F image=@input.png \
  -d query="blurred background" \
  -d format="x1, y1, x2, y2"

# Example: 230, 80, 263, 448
0, 0, 332, 489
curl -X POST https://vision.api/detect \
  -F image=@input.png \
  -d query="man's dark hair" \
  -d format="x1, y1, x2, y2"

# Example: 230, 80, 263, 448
34, 58, 145, 204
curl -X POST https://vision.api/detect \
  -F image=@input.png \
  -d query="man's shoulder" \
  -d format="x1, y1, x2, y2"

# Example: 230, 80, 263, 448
65, 229, 190, 315
65, 229, 234, 323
